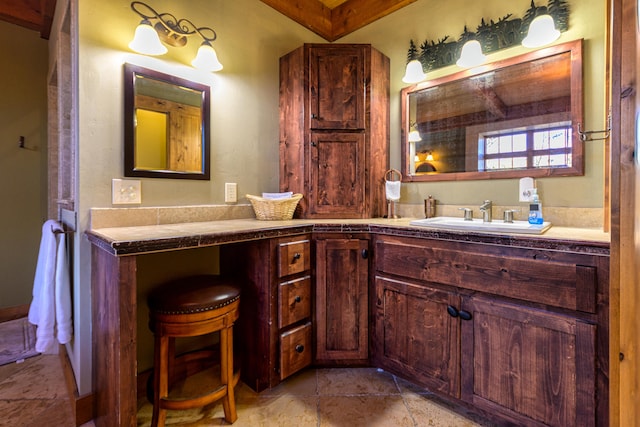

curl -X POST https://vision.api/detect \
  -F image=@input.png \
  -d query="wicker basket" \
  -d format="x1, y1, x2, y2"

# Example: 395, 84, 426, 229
246, 193, 303, 220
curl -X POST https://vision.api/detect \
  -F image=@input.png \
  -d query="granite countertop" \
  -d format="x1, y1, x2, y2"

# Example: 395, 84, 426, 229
86, 218, 610, 257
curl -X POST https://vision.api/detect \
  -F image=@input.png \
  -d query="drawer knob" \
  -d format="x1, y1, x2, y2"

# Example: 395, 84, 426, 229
292, 253, 301, 261
295, 344, 305, 353
294, 295, 302, 303
458, 310, 472, 321
447, 305, 459, 317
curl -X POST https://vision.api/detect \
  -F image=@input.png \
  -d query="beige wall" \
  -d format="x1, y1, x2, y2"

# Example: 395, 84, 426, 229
0, 21, 48, 309
74, 0, 606, 394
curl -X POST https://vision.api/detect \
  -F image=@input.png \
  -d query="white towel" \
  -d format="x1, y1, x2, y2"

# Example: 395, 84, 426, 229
385, 181, 401, 201
28, 220, 72, 354
262, 191, 293, 199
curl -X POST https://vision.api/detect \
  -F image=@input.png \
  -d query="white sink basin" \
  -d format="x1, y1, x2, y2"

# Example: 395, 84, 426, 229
409, 217, 552, 235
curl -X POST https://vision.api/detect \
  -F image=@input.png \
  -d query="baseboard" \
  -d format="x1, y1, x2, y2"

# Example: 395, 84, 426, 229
60, 345, 94, 426
0, 304, 30, 323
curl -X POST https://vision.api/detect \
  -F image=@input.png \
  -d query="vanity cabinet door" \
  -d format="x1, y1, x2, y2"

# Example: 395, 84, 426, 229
460, 296, 597, 427
308, 45, 365, 130
373, 276, 461, 397
315, 236, 369, 364
308, 132, 366, 218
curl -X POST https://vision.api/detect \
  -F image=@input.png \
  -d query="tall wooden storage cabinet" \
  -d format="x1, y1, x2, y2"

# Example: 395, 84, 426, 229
279, 44, 390, 218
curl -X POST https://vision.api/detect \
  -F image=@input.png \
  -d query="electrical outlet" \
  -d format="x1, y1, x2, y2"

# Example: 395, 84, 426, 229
225, 183, 237, 203
112, 179, 141, 204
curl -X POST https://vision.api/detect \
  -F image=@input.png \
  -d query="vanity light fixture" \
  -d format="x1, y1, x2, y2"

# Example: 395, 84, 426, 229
402, 59, 427, 84
402, 39, 426, 84
408, 122, 422, 142
522, 14, 561, 48
408, 129, 422, 142
456, 40, 486, 68
425, 151, 434, 162
128, 1, 223, 72
405, 1, 569, 77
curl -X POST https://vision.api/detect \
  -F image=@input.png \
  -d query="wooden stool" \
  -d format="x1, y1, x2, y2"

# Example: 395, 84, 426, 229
147, 275, 241, 426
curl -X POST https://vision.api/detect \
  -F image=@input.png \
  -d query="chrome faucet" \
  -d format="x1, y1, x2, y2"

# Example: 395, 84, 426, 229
479, 200, 492, 223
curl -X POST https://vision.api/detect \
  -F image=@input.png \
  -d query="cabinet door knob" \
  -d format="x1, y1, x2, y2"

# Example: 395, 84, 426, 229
458, 310, 472, 321
311, 113, 318, 119
295, 344, 305, 353
294, 295, 302, 303
361, 249, 369, 259
447, 305, 459, 317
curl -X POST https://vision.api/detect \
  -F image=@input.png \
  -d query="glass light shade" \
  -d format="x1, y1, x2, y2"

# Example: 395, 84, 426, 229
425, 153, 434, 161
191, 42, 223, 72
522, 15, 560, 48
129, 20, 167, 55
402, 59, 426, 84
456, 40, 486, 68
408, 130, 422, 142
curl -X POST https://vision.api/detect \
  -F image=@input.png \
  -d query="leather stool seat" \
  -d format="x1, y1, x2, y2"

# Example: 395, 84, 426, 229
148, 275, 240, 315
148, 275, 241, 426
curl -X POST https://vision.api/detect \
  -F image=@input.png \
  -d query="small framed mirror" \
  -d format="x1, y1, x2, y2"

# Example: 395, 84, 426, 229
124, 64, 210, 179
401, 39, 583, 182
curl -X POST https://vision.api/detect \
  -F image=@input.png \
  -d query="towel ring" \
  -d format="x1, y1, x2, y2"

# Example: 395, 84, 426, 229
385, 169, 402, 182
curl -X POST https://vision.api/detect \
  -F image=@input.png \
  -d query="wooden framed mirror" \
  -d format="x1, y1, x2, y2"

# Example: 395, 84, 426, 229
401, 39, 583, 182
124, 64, 210, 180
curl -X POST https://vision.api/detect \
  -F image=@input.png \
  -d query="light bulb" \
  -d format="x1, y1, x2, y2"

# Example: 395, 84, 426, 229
402, 59, 426, 84
192, 42, 223, 72
522, 15, 560, 48
129, 20, 167, 55
456, 40, 486, 68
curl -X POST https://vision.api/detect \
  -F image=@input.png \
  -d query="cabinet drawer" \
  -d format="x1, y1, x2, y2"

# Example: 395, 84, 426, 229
376, 237, 598, 313
280, 322, 312, 380
278, 239, 310, 277
279, 276, 311, 328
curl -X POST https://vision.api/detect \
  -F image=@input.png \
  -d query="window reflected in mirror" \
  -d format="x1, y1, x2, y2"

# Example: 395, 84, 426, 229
124, 64, 210, 180
401, 40, 583, 182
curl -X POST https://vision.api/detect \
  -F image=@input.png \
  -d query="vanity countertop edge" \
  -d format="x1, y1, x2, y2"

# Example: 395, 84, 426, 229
85, 218, 610, 257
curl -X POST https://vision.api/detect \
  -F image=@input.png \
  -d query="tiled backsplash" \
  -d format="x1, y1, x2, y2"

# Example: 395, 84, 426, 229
90, 202, 604, 230
90, 204, 255, 229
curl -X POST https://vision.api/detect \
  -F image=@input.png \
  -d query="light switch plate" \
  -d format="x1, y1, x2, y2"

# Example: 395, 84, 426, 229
112, 179, 141, 204
225, 183, 237, 203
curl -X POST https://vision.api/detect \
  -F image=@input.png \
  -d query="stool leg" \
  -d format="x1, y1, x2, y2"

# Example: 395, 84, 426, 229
220, 325, 237, 423
151, 334, 169, 427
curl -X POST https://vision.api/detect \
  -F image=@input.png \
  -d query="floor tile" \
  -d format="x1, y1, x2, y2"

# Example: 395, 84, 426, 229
0, 355, 68, 399
319, 395, 413, 427
317, 367, 399, 396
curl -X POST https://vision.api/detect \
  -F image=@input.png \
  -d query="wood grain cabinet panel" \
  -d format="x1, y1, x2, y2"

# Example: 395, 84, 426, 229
220, 234, 313, 391
278, 276, 311, 328
373, 276, 460, 397
460, 296, 597, 427
315, 236, 369, 364
280, 322, 312, 380
372, 234, 608, 427
279, 43, 389, 218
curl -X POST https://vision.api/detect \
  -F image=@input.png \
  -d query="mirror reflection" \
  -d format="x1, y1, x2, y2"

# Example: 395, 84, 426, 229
124, 64, 210, 179
401, 40, 583, 182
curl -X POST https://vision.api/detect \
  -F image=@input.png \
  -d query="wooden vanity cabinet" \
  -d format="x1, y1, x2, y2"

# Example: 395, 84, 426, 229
220, 234, 312, 391
372, 235, 608, 427
314, 234, 370, 365
279, 44, 389, 218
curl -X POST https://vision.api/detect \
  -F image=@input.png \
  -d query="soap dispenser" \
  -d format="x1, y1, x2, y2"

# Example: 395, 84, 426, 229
528, 189, 544, 225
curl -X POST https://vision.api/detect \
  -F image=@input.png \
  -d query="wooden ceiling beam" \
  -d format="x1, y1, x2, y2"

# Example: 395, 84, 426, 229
0, 0, 56, 39
260, 0, 333, 41
260, 0, 417, 42
331, 0, 417, 41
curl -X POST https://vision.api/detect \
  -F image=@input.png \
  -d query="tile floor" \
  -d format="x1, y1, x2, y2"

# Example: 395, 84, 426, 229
136, 366, 494, 426
0, 353, 96, 427
0, 353, 492, 426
